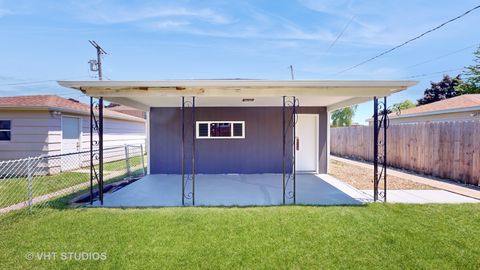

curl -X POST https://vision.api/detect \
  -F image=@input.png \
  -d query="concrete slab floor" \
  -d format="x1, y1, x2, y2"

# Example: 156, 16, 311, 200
92, 174, 370, 207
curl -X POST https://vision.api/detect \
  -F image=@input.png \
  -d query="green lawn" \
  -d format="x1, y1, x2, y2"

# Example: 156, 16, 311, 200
0, 172, 89, 208
1, 204, 479, 269
0, 156, 145, 208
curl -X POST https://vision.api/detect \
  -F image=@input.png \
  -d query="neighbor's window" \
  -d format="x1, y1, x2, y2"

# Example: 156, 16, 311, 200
196, 121, 245, 139
0, 120, 11, 141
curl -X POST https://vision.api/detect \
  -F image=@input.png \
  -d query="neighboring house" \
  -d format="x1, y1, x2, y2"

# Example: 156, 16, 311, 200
0, 95, 146, 161
368, 94, 480, 125
59, 80, 417, 175
106, 103, 147, 119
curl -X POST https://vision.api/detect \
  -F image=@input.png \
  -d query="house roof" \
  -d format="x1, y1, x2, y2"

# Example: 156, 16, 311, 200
58, 80, 418, 111
365, 94, 480, 123
0, 95, 145, 122
106, 104, 146, 119
397, 94, 480, 116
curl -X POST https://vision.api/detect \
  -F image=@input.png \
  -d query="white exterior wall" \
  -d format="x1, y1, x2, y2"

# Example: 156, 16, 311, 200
388, 111, 480, 124
368, 110, 480, 125
79, 115, 146, 151
0, 109, 146, 161
0, 110, 58, 160
79, 114, 146, 166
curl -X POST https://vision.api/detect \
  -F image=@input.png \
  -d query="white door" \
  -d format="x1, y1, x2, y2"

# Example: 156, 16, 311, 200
61, 116, 81, 171
295, 114, 318, 172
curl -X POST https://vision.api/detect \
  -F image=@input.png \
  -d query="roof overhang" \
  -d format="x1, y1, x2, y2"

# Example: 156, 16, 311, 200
58, 80, 418, 111
0, 105, 145, 122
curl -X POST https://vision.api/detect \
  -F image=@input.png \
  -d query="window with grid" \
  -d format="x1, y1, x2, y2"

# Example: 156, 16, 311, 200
0, 120, 11, 141
196, 121, 245, 139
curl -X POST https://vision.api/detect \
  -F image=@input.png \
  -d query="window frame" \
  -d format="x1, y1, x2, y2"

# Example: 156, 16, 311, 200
0, 120, 11, 141
196, 121, 245, 139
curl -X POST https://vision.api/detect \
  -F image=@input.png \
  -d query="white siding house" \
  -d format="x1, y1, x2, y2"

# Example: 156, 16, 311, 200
367, 94, 480, 125
0, 95, 146, 161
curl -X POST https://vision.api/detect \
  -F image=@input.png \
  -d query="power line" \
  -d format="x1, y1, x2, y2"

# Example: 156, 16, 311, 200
334, 4, 480, 76
325, 16, 355, 53
401, 68, 463, 79
405, 43, 479, 69
0, 76, 90, 86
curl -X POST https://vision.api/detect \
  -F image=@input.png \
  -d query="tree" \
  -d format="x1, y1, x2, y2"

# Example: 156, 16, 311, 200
457, 46, 480, 94
392, 100, 416, 113
331, 105, 357, 127
417, 74, 463, 105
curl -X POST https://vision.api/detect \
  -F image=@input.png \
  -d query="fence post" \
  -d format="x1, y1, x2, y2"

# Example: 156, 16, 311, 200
125, 145, 131, 177
140, 144, 146, 176
27, 157, 33, 211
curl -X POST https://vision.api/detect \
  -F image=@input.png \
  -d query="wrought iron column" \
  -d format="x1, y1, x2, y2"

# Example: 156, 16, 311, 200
89, 97, 104, 205
181, 96, 195, 206
282, 96, 286, 205
98, 97, 104, 204
373, 96, 388, 202
282, 96, 298, 204
383, 97, 387, 202
90, 97, 94, 204
373, 97, 379, 202
181, 97, 185, 206
192, 97, 196, 206
293, 97, 297, 204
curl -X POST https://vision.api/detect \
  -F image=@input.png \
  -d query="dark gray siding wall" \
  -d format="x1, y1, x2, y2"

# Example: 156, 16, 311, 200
150, 107, 327, 174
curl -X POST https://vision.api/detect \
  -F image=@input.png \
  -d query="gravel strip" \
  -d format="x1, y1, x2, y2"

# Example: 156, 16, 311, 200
330, 159, 435, 190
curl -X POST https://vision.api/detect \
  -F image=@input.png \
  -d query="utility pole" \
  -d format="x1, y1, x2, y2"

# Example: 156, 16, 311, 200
89, 40, 107, 80
289, 65, 295, 80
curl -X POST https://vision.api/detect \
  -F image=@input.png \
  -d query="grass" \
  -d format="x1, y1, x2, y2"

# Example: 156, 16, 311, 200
0, 172, 89, 208
102, 155, 144, 172
0, 155, 146, 208
1, 204, 479, 269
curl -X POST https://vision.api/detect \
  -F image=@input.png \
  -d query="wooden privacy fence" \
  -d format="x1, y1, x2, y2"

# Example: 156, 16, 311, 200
330, 121, 480, 186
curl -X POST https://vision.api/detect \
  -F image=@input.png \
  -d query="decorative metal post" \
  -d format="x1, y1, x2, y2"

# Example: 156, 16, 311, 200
181, 97, 185, 206
282, 96, 286, 205
373, 96, 389, 202
89, 97, 104, 205
282, 96, 298, 204
383, 97, 387, 202
98, 97, 104, 204
373, 97, 379, 202
90, 97, 94, 204
181, 96, 195, 206
192, 97, 196, 206
293, 97, 297, 204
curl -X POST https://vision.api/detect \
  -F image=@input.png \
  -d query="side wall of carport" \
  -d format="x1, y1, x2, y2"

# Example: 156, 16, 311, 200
149, 106, 328, 174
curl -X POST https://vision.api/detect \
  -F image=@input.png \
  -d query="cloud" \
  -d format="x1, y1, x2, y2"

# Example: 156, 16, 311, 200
0, 8, 12, 17
152, 20, 191, 30
299, 64, 404, 80
297, 0, 354, 17
73, 2, 230, 25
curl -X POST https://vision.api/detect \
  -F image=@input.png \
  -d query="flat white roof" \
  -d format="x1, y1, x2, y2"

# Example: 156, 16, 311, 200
58, 80, 418, 111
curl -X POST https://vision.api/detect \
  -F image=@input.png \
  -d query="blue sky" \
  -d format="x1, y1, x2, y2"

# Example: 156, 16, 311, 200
0, 0, 479, 123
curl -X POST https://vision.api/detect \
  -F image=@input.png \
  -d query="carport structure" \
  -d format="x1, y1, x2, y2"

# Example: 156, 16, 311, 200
58, 80, 417, 206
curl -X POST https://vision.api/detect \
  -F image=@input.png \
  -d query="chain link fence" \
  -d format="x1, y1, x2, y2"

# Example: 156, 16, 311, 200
0, 144, 146, 215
